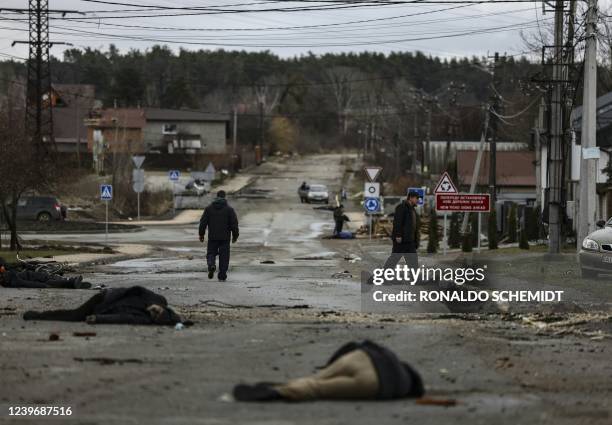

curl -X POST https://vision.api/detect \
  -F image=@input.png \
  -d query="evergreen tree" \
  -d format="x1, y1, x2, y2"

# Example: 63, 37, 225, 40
471, 212, 479, 247
488, 210, 498, 249
461, 230, 472, 252
519, 225, 530, 250
507, 203, 517, 243
449, 213, 461, 248
427, 212, 439, 254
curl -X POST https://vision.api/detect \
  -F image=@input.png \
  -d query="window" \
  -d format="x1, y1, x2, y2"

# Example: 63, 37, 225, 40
163, 124, 177, 134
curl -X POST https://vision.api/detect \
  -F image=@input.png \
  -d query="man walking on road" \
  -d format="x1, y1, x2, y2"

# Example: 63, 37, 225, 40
199, 190, 239, 281
389, 191, 421, 268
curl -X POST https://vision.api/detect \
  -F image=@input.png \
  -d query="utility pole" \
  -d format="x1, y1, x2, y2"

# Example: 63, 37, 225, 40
548, 0, 565, 254
577, 0, 599, 251
11, 1, 78, 150
489, 52, 500, 206
258, 100, 264, 148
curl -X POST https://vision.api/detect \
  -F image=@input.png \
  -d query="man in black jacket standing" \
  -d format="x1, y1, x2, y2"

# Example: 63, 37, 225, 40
199, 190, 239, 281
390, 191, 421, 267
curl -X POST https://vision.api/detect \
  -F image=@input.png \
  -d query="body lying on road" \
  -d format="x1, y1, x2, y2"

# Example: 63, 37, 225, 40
0, 259, 90, 289
233, 340, 424, 401
23, 286, 187, 326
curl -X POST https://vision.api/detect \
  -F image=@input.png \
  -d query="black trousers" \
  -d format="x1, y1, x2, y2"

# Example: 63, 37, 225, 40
207, 239, 231, 279
334, 220, 344, 235
384, 241, 418, 270
11, 271, 77, 289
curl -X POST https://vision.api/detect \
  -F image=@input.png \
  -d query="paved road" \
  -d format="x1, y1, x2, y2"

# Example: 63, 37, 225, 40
2, 154, 611, 425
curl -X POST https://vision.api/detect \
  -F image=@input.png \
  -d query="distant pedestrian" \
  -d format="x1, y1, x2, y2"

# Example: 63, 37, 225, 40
341, 187, 348, 201
388, 191, 421, 268
199, 190, 239, 281
333, 204, 350, 235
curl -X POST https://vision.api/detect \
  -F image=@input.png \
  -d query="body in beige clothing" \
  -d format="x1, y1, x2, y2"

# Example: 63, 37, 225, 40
276, 349, 379, 400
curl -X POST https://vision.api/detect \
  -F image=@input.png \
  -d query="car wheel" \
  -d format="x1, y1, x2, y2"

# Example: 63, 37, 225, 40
37, 212, 52, 222
581, 267, 597, 279
325, 199, 329, 204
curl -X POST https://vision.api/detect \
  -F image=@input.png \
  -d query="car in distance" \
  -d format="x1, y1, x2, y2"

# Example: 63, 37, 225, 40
16, 196, 66, 222
306, 184, 329, 204
579, 218, 612, 278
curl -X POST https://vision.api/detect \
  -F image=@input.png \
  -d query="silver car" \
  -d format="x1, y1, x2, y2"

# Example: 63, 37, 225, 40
579, 218, 612, 278
306, 184, 329, 204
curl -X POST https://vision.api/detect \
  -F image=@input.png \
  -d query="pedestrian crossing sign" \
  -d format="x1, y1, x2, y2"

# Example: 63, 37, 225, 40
100, 184, 113, 201
169, 170, 181, 181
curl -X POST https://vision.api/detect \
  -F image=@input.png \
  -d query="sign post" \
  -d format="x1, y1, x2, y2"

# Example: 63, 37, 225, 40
132, 156, 145, 220
363, 166, 382, 240
433, 172, 458, 255
169, 170, 181, 216
477, 212, 482, 252
100, 184, 113, 244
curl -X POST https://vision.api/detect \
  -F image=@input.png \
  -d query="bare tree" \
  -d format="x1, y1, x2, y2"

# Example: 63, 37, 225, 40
324, 66, 365, 136
0, 97, 36, 250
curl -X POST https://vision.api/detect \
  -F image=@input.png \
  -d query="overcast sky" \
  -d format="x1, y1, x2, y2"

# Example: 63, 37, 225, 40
1, 1, 609, 62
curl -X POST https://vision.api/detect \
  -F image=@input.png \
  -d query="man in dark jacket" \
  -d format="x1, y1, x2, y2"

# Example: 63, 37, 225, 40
199, 190, 239, 281
392, 191, 420, 253
23, 286, 184, 325
333, 204, 350, 235
233, 340, 424, 401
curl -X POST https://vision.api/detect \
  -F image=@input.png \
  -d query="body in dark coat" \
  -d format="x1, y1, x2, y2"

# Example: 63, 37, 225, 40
23, 286, 183, 325
0, 268, 89, 289
327, 340, 424, 399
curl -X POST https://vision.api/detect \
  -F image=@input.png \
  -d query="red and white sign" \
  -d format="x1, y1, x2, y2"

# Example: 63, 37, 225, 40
436, 193, 490, 212
433, 172, 458, 194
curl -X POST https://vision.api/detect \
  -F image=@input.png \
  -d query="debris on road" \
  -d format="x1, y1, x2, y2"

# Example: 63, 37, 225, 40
48, 333, 60, 341
332, 271, 353, 279
73, 332, 97, 337
74, 357, 144, 365
416, 397, 457, 407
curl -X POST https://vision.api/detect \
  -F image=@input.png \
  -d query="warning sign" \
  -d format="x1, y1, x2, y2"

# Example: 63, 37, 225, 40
433, 172, 458, 194
436, 193, 490, 212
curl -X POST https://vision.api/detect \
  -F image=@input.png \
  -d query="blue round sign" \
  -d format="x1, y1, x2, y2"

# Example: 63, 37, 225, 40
364, 197, 380, 213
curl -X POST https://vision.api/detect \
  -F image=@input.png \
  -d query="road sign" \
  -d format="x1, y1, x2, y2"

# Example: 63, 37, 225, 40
436, 193, 490, 212
364, 197, 381, 213
100, 184, 113, 201
169, 170, 181, 181
132, 155, 145, 169
364, 166, 382, 182
132, 169, 144, 183
364, 182, 380, 198
133, 181, 145, 193
434, 171, 458, 194
407, 187, 425, 206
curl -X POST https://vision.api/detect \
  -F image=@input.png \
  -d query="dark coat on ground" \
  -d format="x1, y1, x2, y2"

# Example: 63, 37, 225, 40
327, 340, 425, 399
23, 286, 183, 325
92, 286, 180, 324
199, 198, 239, 241
392, 201, 420, 244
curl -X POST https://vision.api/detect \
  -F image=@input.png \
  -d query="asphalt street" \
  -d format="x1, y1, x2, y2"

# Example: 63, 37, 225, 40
1, 154, 611, 425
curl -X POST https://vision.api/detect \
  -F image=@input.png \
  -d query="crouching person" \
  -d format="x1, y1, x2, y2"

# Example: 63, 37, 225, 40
23, 286, 186, 325
233, 340, 424, 401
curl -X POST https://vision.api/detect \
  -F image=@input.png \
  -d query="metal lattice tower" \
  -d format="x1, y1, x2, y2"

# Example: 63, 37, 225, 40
26, 0, 53, 147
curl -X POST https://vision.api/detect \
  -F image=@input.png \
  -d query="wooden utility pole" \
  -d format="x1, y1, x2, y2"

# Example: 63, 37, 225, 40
489, 52, 500, 206
577, 0, 599, 251
548, 0, 565, 254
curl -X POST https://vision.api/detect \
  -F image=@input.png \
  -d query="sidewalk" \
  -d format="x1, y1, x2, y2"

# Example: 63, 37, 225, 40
29, 244, 152, 267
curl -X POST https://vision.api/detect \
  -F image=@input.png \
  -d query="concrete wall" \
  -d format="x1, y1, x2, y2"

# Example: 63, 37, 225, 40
143, 121, 227, 154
